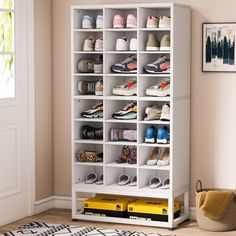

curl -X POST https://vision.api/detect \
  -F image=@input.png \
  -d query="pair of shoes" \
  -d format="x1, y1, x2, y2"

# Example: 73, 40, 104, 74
113, 79, 137, 96
149, 177, 169, 189
146, 16, 171, 28
111, 55, 137, 73
144, 103, 170, 121
77, 79, 103, 95
81, 125, 103, 140
146, 33, 170, 51
113, 14, 136, 28
82, 15, 103, 29
143, 55, 170, 73
112, 101, 137, 120
146, 78, 170, 97
111, 128, 137, 142
85, 172, 103, 185
116, 37, 137, 51
116, 146, 137, 164
76, 150, 103, 162
147, 147, 169, 166
83, 36, 103, 51
118, 174, 137, 186
81, 101, 103, 118
78, 55, 103, 73
145, 126, 170, 144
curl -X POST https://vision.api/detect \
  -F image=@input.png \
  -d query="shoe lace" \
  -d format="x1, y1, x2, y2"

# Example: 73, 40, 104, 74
153, 55, 167, 66
121, 55, 135, 65
88, 82, 95, 93
87, 61, 94, 70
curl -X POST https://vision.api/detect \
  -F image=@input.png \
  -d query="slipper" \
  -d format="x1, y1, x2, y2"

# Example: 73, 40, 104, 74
118, 174, 130, 185
128, 175, 137, 186
85, 172, 98, 184
95, 174, 103, 185
149, 176, 162, 189
160, 177, 170, 189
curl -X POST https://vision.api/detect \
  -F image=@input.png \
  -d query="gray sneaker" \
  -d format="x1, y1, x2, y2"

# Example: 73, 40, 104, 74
78, 59, 94, 73
94, 55, 103, 74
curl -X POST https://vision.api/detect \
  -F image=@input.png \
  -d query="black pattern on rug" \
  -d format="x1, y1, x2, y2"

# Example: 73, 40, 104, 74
1, 222, 175, 236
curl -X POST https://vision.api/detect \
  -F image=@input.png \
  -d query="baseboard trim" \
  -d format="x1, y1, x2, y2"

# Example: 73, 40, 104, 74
35, 196, 197, 220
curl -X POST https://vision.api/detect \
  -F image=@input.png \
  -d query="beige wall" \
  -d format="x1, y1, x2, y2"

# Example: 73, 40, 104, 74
35, 0, 53, 201
50, 0, 236, 206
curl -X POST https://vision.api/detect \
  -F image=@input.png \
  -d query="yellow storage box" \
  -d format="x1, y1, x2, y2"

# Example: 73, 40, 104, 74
84, 195, 136, 218
128, 199, 181, 222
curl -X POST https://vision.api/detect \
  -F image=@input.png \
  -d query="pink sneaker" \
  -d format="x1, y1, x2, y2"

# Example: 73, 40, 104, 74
126, 14, 137, 28
113, 14, 125, 28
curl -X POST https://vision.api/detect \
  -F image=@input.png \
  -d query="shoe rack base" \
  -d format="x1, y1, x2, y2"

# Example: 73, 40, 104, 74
71, 3, 191, 228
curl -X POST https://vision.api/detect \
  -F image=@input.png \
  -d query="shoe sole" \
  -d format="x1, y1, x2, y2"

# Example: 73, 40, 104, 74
160, 46, 170, 51
146, 24, 159, 28
159, 24, 170, 28
144, 69, 170, 74
82, 114, 103, 118
146, 47, 160, 51
146, 89, 170, 97
113, 88, 137, 96
156, 138, 169, 144
95, 91, 103, 96
145, 138, 155, 143
112, 69, 137, 73
126, 24, 136, 28
113, 114, 137, 120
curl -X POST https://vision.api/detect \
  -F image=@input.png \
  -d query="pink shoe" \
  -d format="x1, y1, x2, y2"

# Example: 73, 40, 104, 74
113, 15, 125, 28
126, 14, 137, 28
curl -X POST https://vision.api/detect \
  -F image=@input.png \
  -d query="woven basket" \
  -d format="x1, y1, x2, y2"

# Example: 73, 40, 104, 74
196, 180, 236, 232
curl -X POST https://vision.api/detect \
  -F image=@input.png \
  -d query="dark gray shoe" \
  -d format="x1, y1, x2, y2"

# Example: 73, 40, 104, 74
78, 59, 94, 73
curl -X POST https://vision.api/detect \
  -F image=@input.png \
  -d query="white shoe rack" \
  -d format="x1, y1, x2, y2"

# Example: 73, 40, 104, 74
71, 3, 191, 228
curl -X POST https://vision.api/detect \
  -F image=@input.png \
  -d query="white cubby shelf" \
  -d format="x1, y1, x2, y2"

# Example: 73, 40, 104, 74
71, 3, 190, 228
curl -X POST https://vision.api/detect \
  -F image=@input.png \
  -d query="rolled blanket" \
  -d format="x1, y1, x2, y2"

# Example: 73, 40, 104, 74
198, 191, 234, 220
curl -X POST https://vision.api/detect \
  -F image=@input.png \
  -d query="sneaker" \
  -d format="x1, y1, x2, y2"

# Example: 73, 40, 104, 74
112, 101, 137, 120
82, 15, 95, 29
159, 16, 171, 28
112, 79, 137, 96
78, 59, 94, 73
111, 55, 137, 73
94, 55, 103, 74
126, 14, 137, 28
81, 101, 103, 118
77, 80, 96, 95
95, 38, 103, 51
143, 55, 170, 73
96, 15, 103, 29
157, 148, 170, 166
113, 14, 125, 28
146, 16, 159, 28
157, 126, 170, 144
160, 35, 170, 51
83, 36, 95, 51
95, 79, 103, 96
116, 37, 129, 51
160, 103, 170, 121
130, 38, 137, 51
144, 105, 162, 121
146, 33, 160, 51
147, 147, 161, 166
145, 126, 157, 143
146, 78, 170, 97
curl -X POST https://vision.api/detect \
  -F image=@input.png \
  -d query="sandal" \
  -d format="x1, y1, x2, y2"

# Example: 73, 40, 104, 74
128, 147, 137, 164
118, 174, 130, 185
116, 146, 130, 163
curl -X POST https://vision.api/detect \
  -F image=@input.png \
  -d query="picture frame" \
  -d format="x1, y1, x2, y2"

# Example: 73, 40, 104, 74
202, 22, 236, 72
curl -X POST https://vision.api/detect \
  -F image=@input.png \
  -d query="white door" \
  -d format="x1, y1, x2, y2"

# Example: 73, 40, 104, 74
0, 0, 34, 226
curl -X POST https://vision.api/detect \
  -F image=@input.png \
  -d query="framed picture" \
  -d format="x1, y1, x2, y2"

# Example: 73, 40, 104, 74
202, 22, 236, 72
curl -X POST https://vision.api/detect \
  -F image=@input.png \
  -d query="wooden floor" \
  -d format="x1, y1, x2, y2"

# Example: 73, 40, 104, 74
0, 209, 235, 236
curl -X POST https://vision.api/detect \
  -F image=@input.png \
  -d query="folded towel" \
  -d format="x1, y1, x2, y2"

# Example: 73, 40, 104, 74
198, 191, 234, 220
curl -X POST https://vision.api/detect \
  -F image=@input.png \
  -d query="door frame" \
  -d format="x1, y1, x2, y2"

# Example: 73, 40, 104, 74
26, 0, 36, 215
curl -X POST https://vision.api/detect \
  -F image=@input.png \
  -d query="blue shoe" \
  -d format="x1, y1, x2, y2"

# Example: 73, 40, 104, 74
157, 126, 170, 144
145, 126, 157, 143
82, 15, 95, 29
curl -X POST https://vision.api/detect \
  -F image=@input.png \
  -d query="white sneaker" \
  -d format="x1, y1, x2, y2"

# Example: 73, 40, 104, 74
82, 15, 95, 29
95, 38, 103, 51
83, 36, 95, 51
116, 37, 129, 51
159, 16, 171, 28
130, 38, 137, 51
112, 79, 137, 96
96, 15, 103, 29
146, 78, 170, 97
160, 103, 170, 121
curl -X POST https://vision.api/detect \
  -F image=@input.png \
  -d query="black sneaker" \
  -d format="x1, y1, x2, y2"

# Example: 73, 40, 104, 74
111, 55, 137, 73
94, 55, 103, 74
143, 55, 170, 73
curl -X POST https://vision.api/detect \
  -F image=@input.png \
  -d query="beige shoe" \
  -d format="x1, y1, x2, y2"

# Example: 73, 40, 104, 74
95, 79, 103, 96
146, 33, 160, 51
95, 38, 103, 51
147, 147, 161, 166
146, 16, 159, 28
160, 35, 170, 51
159, 16, 171, 28
157, 148, 170, 166
83, 36, 95, 51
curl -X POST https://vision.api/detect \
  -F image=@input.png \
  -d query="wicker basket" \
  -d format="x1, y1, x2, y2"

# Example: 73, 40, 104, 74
196, 180, 236, 232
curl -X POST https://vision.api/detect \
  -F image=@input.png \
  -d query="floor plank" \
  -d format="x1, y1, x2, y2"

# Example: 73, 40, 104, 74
0, 209, 235, 236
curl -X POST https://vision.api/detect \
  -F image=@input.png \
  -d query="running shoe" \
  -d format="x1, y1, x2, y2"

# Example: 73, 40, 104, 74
144, 105, 162, 121
81, 101, 103, 118
82, 15, 95, 29
160, 103, 170, 121
95, 79, 103, 96
145, 126, 157, 143
111, 55, 137, 73
83, 36, 95, 51
126, 14, 137, 28
143, 55, 170, 73
94, 55, 103, 74
116, 37, 129, 51
78, 59, 94, 73
77, 80, 96, 95
112, 101, 137, 120
113, 14, 125, 28
112, 79, 137, 96
95, 38, 103, 51
146, 33, 160, 51
157, 126, 170, 144
96, 15, 103, 29
160, 34, 170, 51
159, 16, 171, 28
146, 16, 159, 28
146, 78, 170, 97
